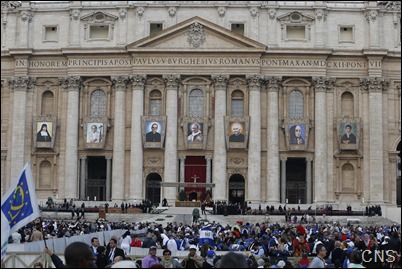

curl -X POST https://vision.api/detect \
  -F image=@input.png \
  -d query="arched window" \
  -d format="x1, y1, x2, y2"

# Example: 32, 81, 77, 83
39, 160, 52, 188
189, 89, 204, 116
149, 90, 162, 116
231, 90, 244, 116
90, 89, 106, 117
41, 91, 54, 115
288, 90, 304, 118
341, 91, 354, 116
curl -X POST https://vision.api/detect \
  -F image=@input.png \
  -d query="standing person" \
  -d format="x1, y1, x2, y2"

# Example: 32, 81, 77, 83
341, 124, 357, 144
201, 201, 206, 215
120, 231, 132, 255
192, 208, 200, 224
146, 123, 161, 142
309, 244, 327, 268
87, 124, 101, 143
180, 245, 204, 268
229, 123, 245, 142
106, 238, 125, 265
290, 125, 305, 145
160, 249, 182, 268
142, 246, 160, 268
187, 123, 203, 143
37, 123, 52, 142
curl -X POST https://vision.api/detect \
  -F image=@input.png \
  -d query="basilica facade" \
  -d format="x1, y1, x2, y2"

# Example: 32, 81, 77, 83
1, 1, 401, 208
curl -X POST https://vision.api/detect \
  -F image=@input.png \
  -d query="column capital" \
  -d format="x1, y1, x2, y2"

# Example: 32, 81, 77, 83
20, 10, 33, 23
205, 155, 213, 161
163, 74, 181, 90
179, 156, 186, 161
105, 155, 113, 160
1, 155, 6, 161
69, 9, 81, 21
8, 76, 36, 92
360, 77, 389, 92
306, 156, 314, 162
130, 74, 146, 91
211, 74, 229, 91
280, 156, 287, 162
265, 76, 282, 92
312, 76, 335, 92
59, 76, 82, 92
364, 9, 378, 23
111, 75, 130, 91
246, 74, 264, 91
79, 155, 87, 160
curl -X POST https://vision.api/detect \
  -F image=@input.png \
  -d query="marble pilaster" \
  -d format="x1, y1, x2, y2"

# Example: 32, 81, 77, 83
205, 156, 212, 193
69, 9, 81, 46
280, 157, 287, 204
211, 75, 229, 201
365, 9, 379, 48
306, 157, 313, 204
106, 156, 112, 201
19, 10, 32, 47
266, 76, 281, 203
129, 75, 146, 201
79, 156, 87, 200
111, 76, 129, 200
163, 74, 181, 204
8, 77, 36, 183
59, 76, 82, 199
179, 156, 186, 192
246, 74, 263, 202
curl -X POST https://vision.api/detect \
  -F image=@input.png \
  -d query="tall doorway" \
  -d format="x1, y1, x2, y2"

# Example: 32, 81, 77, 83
146, 173, 161, 206
87, 156, 106, 201
185, 156, 206, 201
229, 174, 245, 204
286, 158, 306, 204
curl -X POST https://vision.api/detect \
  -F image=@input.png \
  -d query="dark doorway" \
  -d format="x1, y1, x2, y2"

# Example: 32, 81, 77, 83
87, 156, 106, 201
146, 173, 161, 206
286, 158, 306, 204
189, 192, 197, 201
229, 174, 245, 204
397, 142, 401, 206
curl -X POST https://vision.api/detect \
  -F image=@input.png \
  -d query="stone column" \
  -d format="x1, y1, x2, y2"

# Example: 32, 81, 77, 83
280, 157, 287, 204
163, 74, 181, 204
306, 157, 313, 204
19, 10, 32, 47
266, 76, 282, 203
312, 77, 334, 203
129, 75, 146, 201
246, 75, 263, 202
1, 156, 6, 197
361, 77, 389, 203
111, 76, 129, 200
365, 8, 379, 48
60, 76, 82, 200
205, 156, 212, 193
106, 156, 112, 201
212, 75, 229, 201
79, 156, 86, 200
8, 77, 36, 183
179, 156, 186, 192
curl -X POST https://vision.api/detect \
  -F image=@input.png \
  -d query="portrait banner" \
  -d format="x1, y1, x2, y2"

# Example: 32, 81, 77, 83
338, 117, 360, 151
183, 117, 209, 149
284, 118, 309, 151
142, 116, 166, 148
83, 118, 108, 149
224, 116, 249, 149
33, 116, 56, 149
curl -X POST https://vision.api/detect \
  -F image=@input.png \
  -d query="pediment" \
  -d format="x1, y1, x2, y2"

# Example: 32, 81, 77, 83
127, 16, 266, 53
81, 11, 118, 22
277, 11, 315, 23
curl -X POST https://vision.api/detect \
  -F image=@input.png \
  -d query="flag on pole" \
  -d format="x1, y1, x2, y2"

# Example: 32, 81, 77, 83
1, 162, 41, 261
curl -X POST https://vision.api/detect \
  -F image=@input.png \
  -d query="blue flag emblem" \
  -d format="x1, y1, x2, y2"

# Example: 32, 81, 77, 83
1, 171, 34, 229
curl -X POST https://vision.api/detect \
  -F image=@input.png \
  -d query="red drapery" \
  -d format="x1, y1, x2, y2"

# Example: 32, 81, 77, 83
185, 156, 206, 201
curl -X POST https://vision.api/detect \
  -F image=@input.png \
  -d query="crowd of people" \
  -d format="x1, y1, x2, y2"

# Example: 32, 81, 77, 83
7, 211, 401, 268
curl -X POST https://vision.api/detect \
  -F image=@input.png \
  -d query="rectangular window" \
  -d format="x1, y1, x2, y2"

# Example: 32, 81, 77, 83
231, 23, 245, 35
286, 25, 306, 40
231, 100, 244, 116
150, 23, 163, 36
339, 26, 354, 42
44, 26, 58, 42
149, 99, 162, 116
89, 25, 109, 39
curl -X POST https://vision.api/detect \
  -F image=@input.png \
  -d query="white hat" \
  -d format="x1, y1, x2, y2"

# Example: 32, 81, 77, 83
277, 260, 286, 268
189, 244, 197, 250
384, 236, 390, 240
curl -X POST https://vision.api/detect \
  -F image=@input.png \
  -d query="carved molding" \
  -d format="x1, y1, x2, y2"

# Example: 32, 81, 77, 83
315, 9, 327, 22
168, 7, 177, 18
265, 76, 282, 92
8, 76, 36, 92
360, 77, 389, 92
119, 8, 127, 20
246, 74, 263, 91
70, 9, 81, 21
217, 6, 226, 18
20, 10, 33, 22
59, 76, 82, 92
312, 77, 336, 92
163, 74, 181, 89
378, 1, 400, 11
81, 11, 118, 23
111, 75, 130, 91
187, 22, 206, 48
268, 9, 277, 20
2, 1, 21, 10
250, 7, 259, 18
136, 7, 145, 20
147, 157, 161, 165
130, 75, 147, 91
365, 10, 378, 23
211, 75, 229, 91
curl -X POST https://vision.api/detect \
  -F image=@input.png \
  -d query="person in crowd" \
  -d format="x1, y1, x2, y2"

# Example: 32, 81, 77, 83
142, 246, 160, 268
160, 249, 182, 268
181, 245, 204, 268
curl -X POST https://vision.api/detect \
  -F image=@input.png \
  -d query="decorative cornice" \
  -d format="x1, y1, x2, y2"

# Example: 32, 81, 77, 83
312, 76, 335, 92
2, 1, 21, 10
163, 74, 181, 89
187, 22, 206, 48
360, 77, 389, 92
8, 76, 36, 92
130, 75, 146, 90
111, 75, 130, 91
265, 76, 282, 92
20, 10, 33, 22
246, 74, 263, 91
59, 76, 82, 92
378, 1, 401, 11
211, 75, 229, 91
